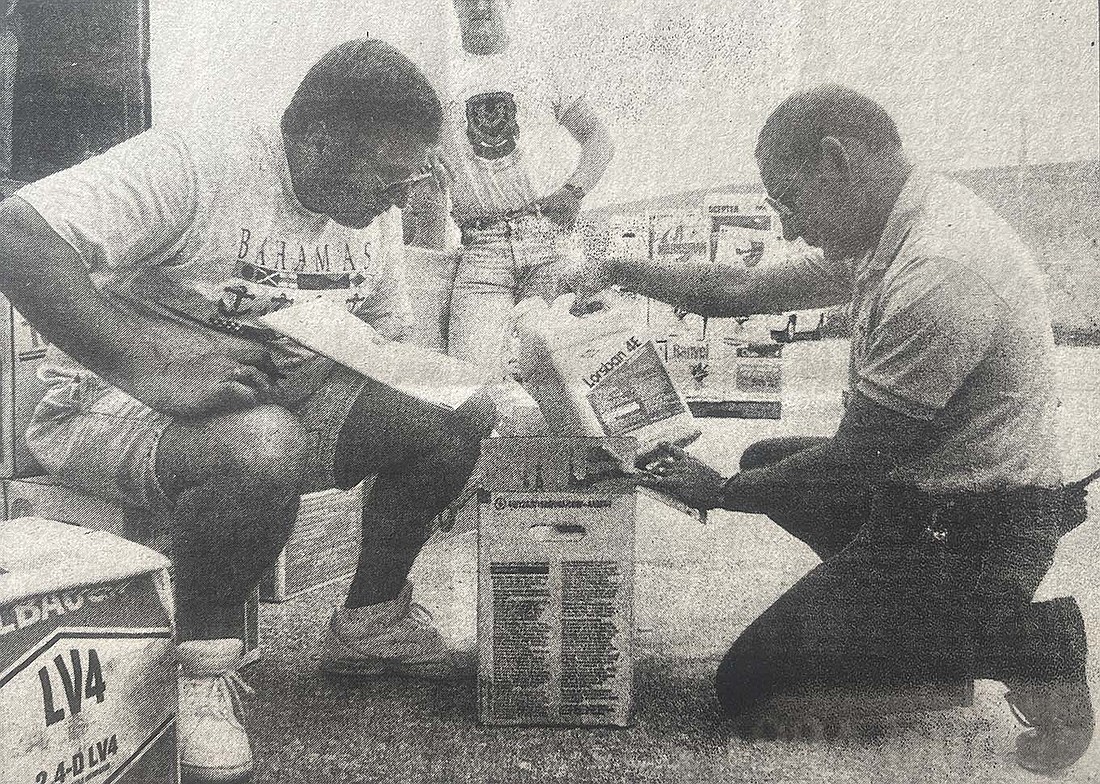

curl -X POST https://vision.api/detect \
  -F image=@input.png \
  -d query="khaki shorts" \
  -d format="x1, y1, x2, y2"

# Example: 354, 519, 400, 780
25, 358, 367, 514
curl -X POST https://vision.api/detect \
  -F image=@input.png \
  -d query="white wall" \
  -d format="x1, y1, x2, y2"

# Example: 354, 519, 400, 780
148, 0, 454, 129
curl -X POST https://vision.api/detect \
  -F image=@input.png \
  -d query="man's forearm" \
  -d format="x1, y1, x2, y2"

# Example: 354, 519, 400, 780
721, 439, 867, 513
610, 245, 851, 318
721, 392, 929, 512
559, 97, 614, 195
566, 123, 614, 195
614, 259, 787, 318
0, 197, 157, 377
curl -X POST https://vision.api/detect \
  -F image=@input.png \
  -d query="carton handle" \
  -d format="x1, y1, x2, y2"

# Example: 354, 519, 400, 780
528, 523, 587, 541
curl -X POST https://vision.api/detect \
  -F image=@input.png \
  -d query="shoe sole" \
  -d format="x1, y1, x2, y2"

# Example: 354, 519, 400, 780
180, 762, 253, 784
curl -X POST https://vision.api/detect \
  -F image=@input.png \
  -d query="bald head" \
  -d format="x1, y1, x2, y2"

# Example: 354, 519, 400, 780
755, 85, 911, 260
756, 85, 902, 164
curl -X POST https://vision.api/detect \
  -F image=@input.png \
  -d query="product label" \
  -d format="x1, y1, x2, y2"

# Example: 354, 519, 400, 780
736, 360, 782, 393
0, 577, 176, 783
488, 562, 553, 722
585, 341, 686, 436
560, 560, 624, 717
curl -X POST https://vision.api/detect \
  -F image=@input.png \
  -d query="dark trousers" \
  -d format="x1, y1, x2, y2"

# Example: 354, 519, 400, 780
716, 437, 1084, 719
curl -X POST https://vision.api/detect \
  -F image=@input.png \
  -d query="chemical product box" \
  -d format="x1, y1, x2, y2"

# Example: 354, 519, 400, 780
0, 517, 178, 783
1, 294, 48, 477
661, 336, 783, 420
515, 295, 699, 462
2, 476, 260, 657
477, 437, 636, 727
260, 482, 365, 603
704, 193, 784, 268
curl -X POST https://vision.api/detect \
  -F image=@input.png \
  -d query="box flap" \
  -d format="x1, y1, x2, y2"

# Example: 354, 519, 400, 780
0, 517, 170, 604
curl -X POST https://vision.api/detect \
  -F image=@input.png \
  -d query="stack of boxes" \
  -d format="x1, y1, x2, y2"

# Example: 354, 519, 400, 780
0, 517, 180, 783
605, 200, 789, 419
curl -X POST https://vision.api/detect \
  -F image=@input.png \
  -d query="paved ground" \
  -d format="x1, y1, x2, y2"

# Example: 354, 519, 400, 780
245, 341, 1100, 783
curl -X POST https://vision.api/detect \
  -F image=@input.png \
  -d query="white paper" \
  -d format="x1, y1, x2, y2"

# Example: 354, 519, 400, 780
260, 298, 488, 412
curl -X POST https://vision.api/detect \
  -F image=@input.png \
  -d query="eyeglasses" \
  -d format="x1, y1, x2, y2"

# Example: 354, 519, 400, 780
764, 169, 806, 221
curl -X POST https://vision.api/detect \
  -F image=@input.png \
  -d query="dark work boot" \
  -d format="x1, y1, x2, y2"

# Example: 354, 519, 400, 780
1003, 597, 1094, 774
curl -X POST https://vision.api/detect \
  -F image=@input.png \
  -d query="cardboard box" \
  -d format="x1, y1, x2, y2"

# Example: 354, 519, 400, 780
477, 438, 636, 727
0, 517, 178, 783
2, 476, 260, 657
260, 483, 364, 603
661, 337, 784, 420
1, 295, 48, 477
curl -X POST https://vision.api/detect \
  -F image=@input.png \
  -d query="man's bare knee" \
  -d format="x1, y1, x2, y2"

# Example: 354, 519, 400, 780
159, 404, 310, 500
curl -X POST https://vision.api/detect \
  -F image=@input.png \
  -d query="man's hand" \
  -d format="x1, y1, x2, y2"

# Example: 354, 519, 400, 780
538, 186, 583, 231
635, 442, 727, 511
111, 334, 284, 419
559, 253, 624, 304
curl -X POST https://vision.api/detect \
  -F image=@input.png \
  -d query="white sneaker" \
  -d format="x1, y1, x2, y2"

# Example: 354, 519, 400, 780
321, 581, 461, 679
177, 639, 254, 783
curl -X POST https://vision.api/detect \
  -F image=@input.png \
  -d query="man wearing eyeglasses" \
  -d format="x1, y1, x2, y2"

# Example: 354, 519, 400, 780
0, 39, 495, 783
585, 85, 1092, 774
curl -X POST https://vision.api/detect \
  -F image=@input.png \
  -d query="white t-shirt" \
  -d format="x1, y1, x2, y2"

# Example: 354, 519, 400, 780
437, 42, 584, 223
17, 124, 409, 379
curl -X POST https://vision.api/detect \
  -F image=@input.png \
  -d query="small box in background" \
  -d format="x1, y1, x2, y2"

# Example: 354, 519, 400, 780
0, 295, 48, 478
661, 336, 784, 420
0, 517, 178, 784
477, 437, 636, 727
259, 483, 364, 603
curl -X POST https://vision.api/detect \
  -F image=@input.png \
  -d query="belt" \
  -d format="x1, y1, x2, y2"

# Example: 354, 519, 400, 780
458, 203, 544, 233
870, 484, 1070, 546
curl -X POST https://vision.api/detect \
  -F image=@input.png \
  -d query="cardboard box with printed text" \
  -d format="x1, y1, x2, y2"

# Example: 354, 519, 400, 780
477, 437, 636, 727
0, 517, 178, 783
259, 482, 365, 603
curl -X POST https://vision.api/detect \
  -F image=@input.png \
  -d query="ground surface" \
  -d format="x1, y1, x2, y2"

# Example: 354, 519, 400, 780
246, 340, 1100, 783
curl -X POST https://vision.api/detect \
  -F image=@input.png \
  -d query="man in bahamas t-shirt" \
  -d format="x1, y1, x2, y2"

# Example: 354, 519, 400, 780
0, 39, 495, 783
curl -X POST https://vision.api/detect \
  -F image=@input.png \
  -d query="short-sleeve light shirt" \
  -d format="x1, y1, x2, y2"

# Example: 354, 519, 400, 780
437, 41, 585, 223
839, 167, 1061, 492
16, 123, 409, 378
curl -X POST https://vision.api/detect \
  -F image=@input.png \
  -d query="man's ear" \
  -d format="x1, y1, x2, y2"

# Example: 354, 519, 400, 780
819, 136, 852, 183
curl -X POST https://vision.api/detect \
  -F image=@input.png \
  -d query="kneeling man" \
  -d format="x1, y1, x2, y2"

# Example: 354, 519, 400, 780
596, 86, 1092, 774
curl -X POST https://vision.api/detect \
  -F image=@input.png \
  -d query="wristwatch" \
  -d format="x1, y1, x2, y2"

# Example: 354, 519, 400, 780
562, 182, 586, 200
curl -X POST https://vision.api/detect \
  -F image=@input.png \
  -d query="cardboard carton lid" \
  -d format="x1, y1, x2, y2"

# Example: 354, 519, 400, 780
0, 518, 171, 604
